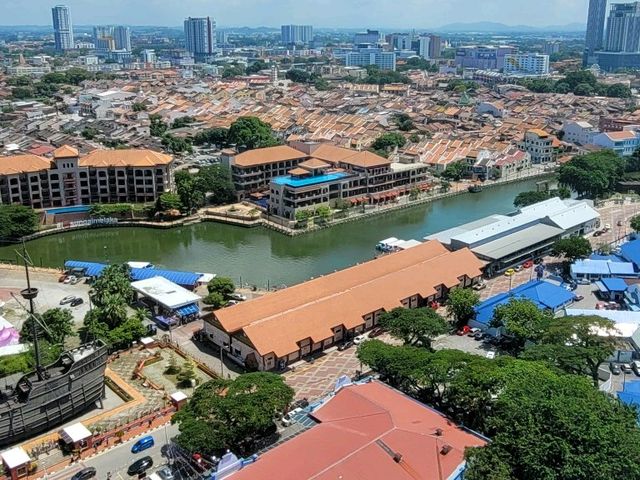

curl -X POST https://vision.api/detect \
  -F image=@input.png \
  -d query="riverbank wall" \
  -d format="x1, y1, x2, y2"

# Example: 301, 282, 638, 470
3, 172, 553, 244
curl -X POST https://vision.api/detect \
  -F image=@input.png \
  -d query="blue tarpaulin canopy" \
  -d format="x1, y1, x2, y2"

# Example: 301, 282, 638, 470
130, 268, 201, 288
618, 381, 640, 414
601, 277, 628, 292
474, 280, 576, 325
175, 303, 199, 317
621, 239, 640, 268
64, 260, 107, 277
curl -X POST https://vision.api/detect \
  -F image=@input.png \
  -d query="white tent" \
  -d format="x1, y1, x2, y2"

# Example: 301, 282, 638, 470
1, 447, 30, 469
59, 422, 92, 444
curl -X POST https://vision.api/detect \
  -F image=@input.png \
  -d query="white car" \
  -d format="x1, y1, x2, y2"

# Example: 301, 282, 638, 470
353, 334, 367, 345
63, 276, 75, 284
229, 293, 247, 301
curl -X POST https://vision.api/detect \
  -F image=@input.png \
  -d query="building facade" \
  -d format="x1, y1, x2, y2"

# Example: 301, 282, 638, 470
592, 130, 640, 156
418, 36, 431, 59
184, 16, 216, 61
51, 5, 74, 51
0, 146, 174, 209
269, 154, 431, 220
346, 47, 396, 70
455, 46, 517, 70
204, 240, 484, 371
280, 25, 313, 44
586, 0, 608, 53
562, 120, 599, 145
353, 29, 381, 45
503, 53, 550, 76
520, 129, 554, 163
428, 34, 442, 58
113, 26, 131, 52
605, 2, 640, 52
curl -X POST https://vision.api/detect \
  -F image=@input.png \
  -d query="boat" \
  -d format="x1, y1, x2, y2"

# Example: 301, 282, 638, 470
0, 248, 108, 447
468, 184, 483, 193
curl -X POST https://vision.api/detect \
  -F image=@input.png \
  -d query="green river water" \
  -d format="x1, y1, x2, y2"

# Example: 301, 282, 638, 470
0, 179, 541, 288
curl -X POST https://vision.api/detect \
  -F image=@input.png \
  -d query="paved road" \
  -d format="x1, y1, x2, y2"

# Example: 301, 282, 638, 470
51, 424, 181, 480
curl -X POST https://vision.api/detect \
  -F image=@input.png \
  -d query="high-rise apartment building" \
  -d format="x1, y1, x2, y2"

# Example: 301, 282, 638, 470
281, 25, 313, 44
353, 29, 381, 45
605, 2, 640, 52
428, 34, 442, 58
503, 53, 550, 76
184, 17, 216, 61
51, 5, 74, 51
142, 49, 157, 64
93, 26, 115, 52
418, 36, 431, 59
346, 47, 396, 70
455, 46, 517, 70
585, 0, 607, 52
543, 40, 561, 55
113, 26, 131, 52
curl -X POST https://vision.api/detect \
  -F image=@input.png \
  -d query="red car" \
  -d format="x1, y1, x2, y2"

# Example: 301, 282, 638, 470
522, 260, 533, 269
456, 325, 471, 336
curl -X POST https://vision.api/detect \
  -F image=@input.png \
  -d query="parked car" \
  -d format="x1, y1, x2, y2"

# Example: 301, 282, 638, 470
534, 258, 544, 265
618, 220, 624, 227
576, 278, 590, 285
71, 467, 96, 480
60, 295, 76, 305
368, 326, 384, 338
632, 361, 640, 376
573, 294, 584, 302
58, 275, 67, 283
504, 268, 515, 277
522, 260, 534, 269
338, 340, 353, 351
610, 362, 622, 375
353, 334, 367, 345
70, 298, 84, 307
514, 265, 523, 272
226, 300, 239, 306
63, 275, 75, 284
70, 276, 83, 285
472, 282, 487, 291
593, 230, 602, 237
473, 331, 484, 341
621, 363, 633, 374
467, 327, 481, 337
127, 456, 153, 476
291, 398, 309, 410
229, 293, 247, 301
604, 223, 611, 231
156, 467, 174, 480
131, 435, 155, 454
281, 407, 303, 427
456, 326, 471, 336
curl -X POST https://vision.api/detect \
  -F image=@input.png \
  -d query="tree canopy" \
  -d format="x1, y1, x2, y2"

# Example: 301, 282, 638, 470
551, 236, 592, 263
441, 161, 467, 181
173, 372, 294, 456
0, 205, 39, 240
207, 276, 235, 298
370, 132, 406, 156
446, 287, 480, 328
227, 116, 280, 150
557, 150, 625, 198
21, 308, 75, 346
490, 299, 552, 355
377, 307, 448, 349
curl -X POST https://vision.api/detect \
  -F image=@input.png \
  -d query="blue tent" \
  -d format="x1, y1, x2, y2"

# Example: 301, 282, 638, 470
130, 268, 201, 288
64, 260, 108, 277
618, 381, 640, 414
175, 303, 199, 317
474, 280, 575, 326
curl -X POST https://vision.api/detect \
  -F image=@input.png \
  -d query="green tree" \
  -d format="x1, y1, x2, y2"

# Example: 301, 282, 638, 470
11, 86, 35, 99
370, 132, 406, 155
175, 171, 206, 213
631, 214, 640, 232
245, 60, 268, 75
227, 116, 280, 150
222, 64, 246, 78
562, 70, 598, 90
378, 307, 448, 349
156, 192, 183, 212
21, 308, 75, 346
573, 82, 594, 96
197, 165, 236, 205
173, 373, 294, 456
177, 361, 198, 387
557, 150, 625, 198
441, 161, 467, 181
446, 288, 480, 329
551, 236, 592, 263
172, 116, 196, 129
393, 113, 414, 131
554, 82, 571, 94
107, 315, 147, 348
207, 277, 235, 299
166, 352, 180, 374
0, 205, 39, 240
607, 83, 632, 98
285, 69, 311, 83
193, 127, 229, 147
149, 114, 168, 137
203, 291, 226, 308
490, 299, 552, 355
522, 315, 616, 386
132, 102, 147, 112
513, 190, 551, 207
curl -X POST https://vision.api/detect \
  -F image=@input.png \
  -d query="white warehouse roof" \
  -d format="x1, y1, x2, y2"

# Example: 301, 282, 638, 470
131, 276, 201, 310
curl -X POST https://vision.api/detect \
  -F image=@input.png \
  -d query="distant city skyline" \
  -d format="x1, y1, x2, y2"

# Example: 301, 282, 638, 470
2, 0, 589, 28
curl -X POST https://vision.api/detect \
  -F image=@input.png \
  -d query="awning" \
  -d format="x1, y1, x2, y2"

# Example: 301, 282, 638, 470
60, 423, 92, 444
1, 447, 30, 469
175, 303, 199, 317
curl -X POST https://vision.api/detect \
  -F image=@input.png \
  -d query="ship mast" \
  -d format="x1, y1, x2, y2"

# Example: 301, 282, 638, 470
17, 244, 44, 381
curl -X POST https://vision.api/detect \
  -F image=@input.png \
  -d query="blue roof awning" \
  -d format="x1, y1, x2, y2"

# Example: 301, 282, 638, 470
64, 260, 108, 277
130, 268, 201, 287
601, 277, 628, 292
175, 303, 199, 317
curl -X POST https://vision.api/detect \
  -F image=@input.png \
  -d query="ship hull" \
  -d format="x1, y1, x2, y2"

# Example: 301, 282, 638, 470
0, 344, 108, 447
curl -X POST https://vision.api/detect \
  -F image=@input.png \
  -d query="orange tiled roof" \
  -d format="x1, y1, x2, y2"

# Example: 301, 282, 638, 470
0, 154, 52, 176
339, 151, 390, 169
232, 146, 308, 167
214, 241, 484, 358
298, 158, 331, 169
80, 149, 173, 168
53, 145, 79, 158
605, 130, 636, 140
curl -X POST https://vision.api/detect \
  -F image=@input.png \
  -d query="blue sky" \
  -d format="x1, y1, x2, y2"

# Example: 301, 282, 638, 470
2, 0, 588, 27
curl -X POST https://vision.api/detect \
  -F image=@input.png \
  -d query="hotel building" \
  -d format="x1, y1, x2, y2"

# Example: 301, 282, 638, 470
0, 146, 174, 208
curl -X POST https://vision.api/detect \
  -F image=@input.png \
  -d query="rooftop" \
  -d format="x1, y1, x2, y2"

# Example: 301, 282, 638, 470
80, 149, 172, 168
232, 145, 308, 167
131, 276, 201, 310
230, 380, 486, 480
53, 145, 79, 159
0, 154, 52, 176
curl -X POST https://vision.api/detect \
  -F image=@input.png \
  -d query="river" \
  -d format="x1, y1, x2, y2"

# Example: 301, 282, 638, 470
0, 179, 541, 288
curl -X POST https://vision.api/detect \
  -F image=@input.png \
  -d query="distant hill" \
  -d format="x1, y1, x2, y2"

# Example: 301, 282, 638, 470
435, 21, 585, 33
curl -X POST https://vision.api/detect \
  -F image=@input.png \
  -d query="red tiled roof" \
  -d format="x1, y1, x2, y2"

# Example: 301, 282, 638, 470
231, 381, 487, 480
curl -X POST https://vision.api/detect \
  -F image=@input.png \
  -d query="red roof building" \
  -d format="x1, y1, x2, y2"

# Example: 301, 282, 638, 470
230, 380, 487, 480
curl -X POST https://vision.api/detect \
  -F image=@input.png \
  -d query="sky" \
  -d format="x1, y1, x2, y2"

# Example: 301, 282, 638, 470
1, 0, 588, 28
